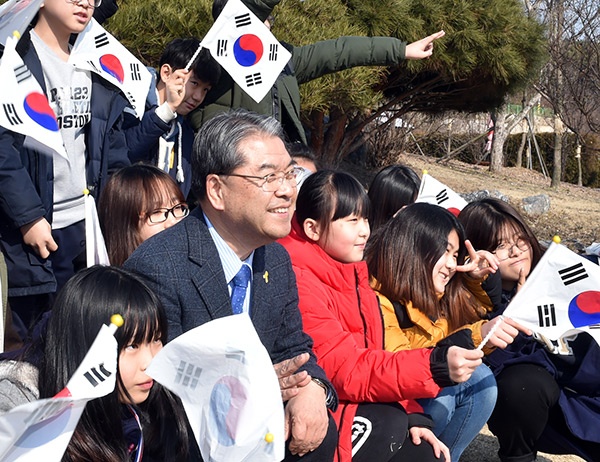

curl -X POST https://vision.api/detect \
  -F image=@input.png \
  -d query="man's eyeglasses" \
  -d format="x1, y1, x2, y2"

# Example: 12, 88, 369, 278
493, 237, 530, 261
222, 166, 302, 192
146, 203, 189, 224
66, 0, 102, 8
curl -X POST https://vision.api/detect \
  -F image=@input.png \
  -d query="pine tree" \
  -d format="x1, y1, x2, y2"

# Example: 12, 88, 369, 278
108, 0, 546, 164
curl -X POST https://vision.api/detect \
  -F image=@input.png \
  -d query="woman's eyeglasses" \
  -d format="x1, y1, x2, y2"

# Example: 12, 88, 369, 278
147, 204, 189, 224
66, 0, 103, 8
493, 237, 530, 261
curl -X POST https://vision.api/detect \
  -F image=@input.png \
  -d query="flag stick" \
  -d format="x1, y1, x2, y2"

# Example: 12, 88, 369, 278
108, 314, 124, 335
477, 315, 504, 351
184, 44, 203, 71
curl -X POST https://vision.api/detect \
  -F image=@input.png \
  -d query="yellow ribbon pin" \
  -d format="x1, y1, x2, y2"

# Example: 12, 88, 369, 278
263, 271, 269, 283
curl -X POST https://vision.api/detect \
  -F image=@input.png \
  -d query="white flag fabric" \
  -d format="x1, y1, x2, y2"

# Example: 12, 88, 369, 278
503, 242, 600, 354
0, 323, 118, 460
69, 19, 151, 119
0, 35, 67, 159
0, 396, 89, 461
57, 323, 118, 400
84, 192, 110, 267
200, 0, 291, 103
0, 0, 43, 47
415, 172, 468, 216
147, 314, 285, 462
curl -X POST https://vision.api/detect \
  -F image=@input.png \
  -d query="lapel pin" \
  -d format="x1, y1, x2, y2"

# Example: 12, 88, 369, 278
263, 271, 269, 283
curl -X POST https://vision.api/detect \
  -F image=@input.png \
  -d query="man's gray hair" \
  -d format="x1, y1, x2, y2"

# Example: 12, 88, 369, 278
191, 109, 285, 201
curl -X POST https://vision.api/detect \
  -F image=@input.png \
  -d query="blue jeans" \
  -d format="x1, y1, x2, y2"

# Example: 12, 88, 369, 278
418, 364, 497, 462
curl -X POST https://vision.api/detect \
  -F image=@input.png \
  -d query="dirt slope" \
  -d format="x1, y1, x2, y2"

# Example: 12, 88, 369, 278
361, 152, 600, 249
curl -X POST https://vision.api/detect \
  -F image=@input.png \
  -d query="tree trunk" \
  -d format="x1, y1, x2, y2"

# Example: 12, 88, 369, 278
516, 131, 526, 168
490, 108, 507, 172
551, 114, 563, 187
322, 107, 348, 167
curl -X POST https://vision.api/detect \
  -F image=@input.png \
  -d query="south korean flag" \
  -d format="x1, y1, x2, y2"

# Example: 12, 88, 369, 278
200, 0, 291, 103
503, 239, 600, 354
0, 34, 67, 159
0, 321, 118, 461
415, 171, 468, 217
147, 315, 284, 462
69, 19, 152, 119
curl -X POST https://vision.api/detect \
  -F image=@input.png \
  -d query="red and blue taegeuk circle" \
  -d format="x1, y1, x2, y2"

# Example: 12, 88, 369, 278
233, 34, 263, 67
23, 92, 59, 131
99, 54, 125, 83
209, 376, 248, 446
568, 290, 600, 327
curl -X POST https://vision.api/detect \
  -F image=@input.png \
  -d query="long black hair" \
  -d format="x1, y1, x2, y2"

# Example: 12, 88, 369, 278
368, 164, 421, 232
39, 266, 197, 462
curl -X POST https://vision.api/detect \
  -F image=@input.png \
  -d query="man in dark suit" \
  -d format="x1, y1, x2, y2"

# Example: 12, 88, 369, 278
125, 109, 337, 460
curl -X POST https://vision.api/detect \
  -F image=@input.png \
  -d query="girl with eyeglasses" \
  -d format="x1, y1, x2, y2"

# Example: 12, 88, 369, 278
459, 198, 600, 462
99, 165, 189, 266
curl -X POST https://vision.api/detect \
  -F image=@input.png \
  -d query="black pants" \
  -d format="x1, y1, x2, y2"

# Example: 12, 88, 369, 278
9, 220, 86, 338
488, 363, 600, 462
353, 403, 445, 462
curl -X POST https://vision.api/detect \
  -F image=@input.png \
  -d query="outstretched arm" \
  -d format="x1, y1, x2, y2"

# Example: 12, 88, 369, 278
405, 30, 445, 60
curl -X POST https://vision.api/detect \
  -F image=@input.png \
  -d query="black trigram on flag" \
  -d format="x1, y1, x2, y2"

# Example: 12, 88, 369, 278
558, 262, 589, 286
126, 92, 137, 110
436, 189, 449, 205
175, 360, 202, 390
86, 59, 101, 73
94, 33, 109, 48
235, 13, 251, 27
245, 72, 263, 87
83, 362, 112, 387
14, 64, 31, 84
217, 39, 228, 57
269, 43, 278, 61
537, 304, 557, 327
3, 104, 23, 126
589, 324, 600, 330
226, 350, 246, 364
23, 400, 66, 427
130, 63, 141, 81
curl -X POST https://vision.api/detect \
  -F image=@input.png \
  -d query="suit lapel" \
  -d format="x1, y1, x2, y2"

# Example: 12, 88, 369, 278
186, 211, 232, 320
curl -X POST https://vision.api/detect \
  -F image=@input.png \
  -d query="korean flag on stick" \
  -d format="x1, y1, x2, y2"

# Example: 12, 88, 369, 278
147, 315, 284, 462
0, 0, 43, 47
200, 0, 291, 103
0, 317, 121, 461
0, 34, 67, 159
69, 19, 151, 119
415, 171, 468, 217
84, 190, 110, 267
503, 238, 600, 354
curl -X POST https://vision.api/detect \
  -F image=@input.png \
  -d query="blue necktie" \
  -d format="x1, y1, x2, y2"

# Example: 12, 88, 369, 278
231, 264, 251, 314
